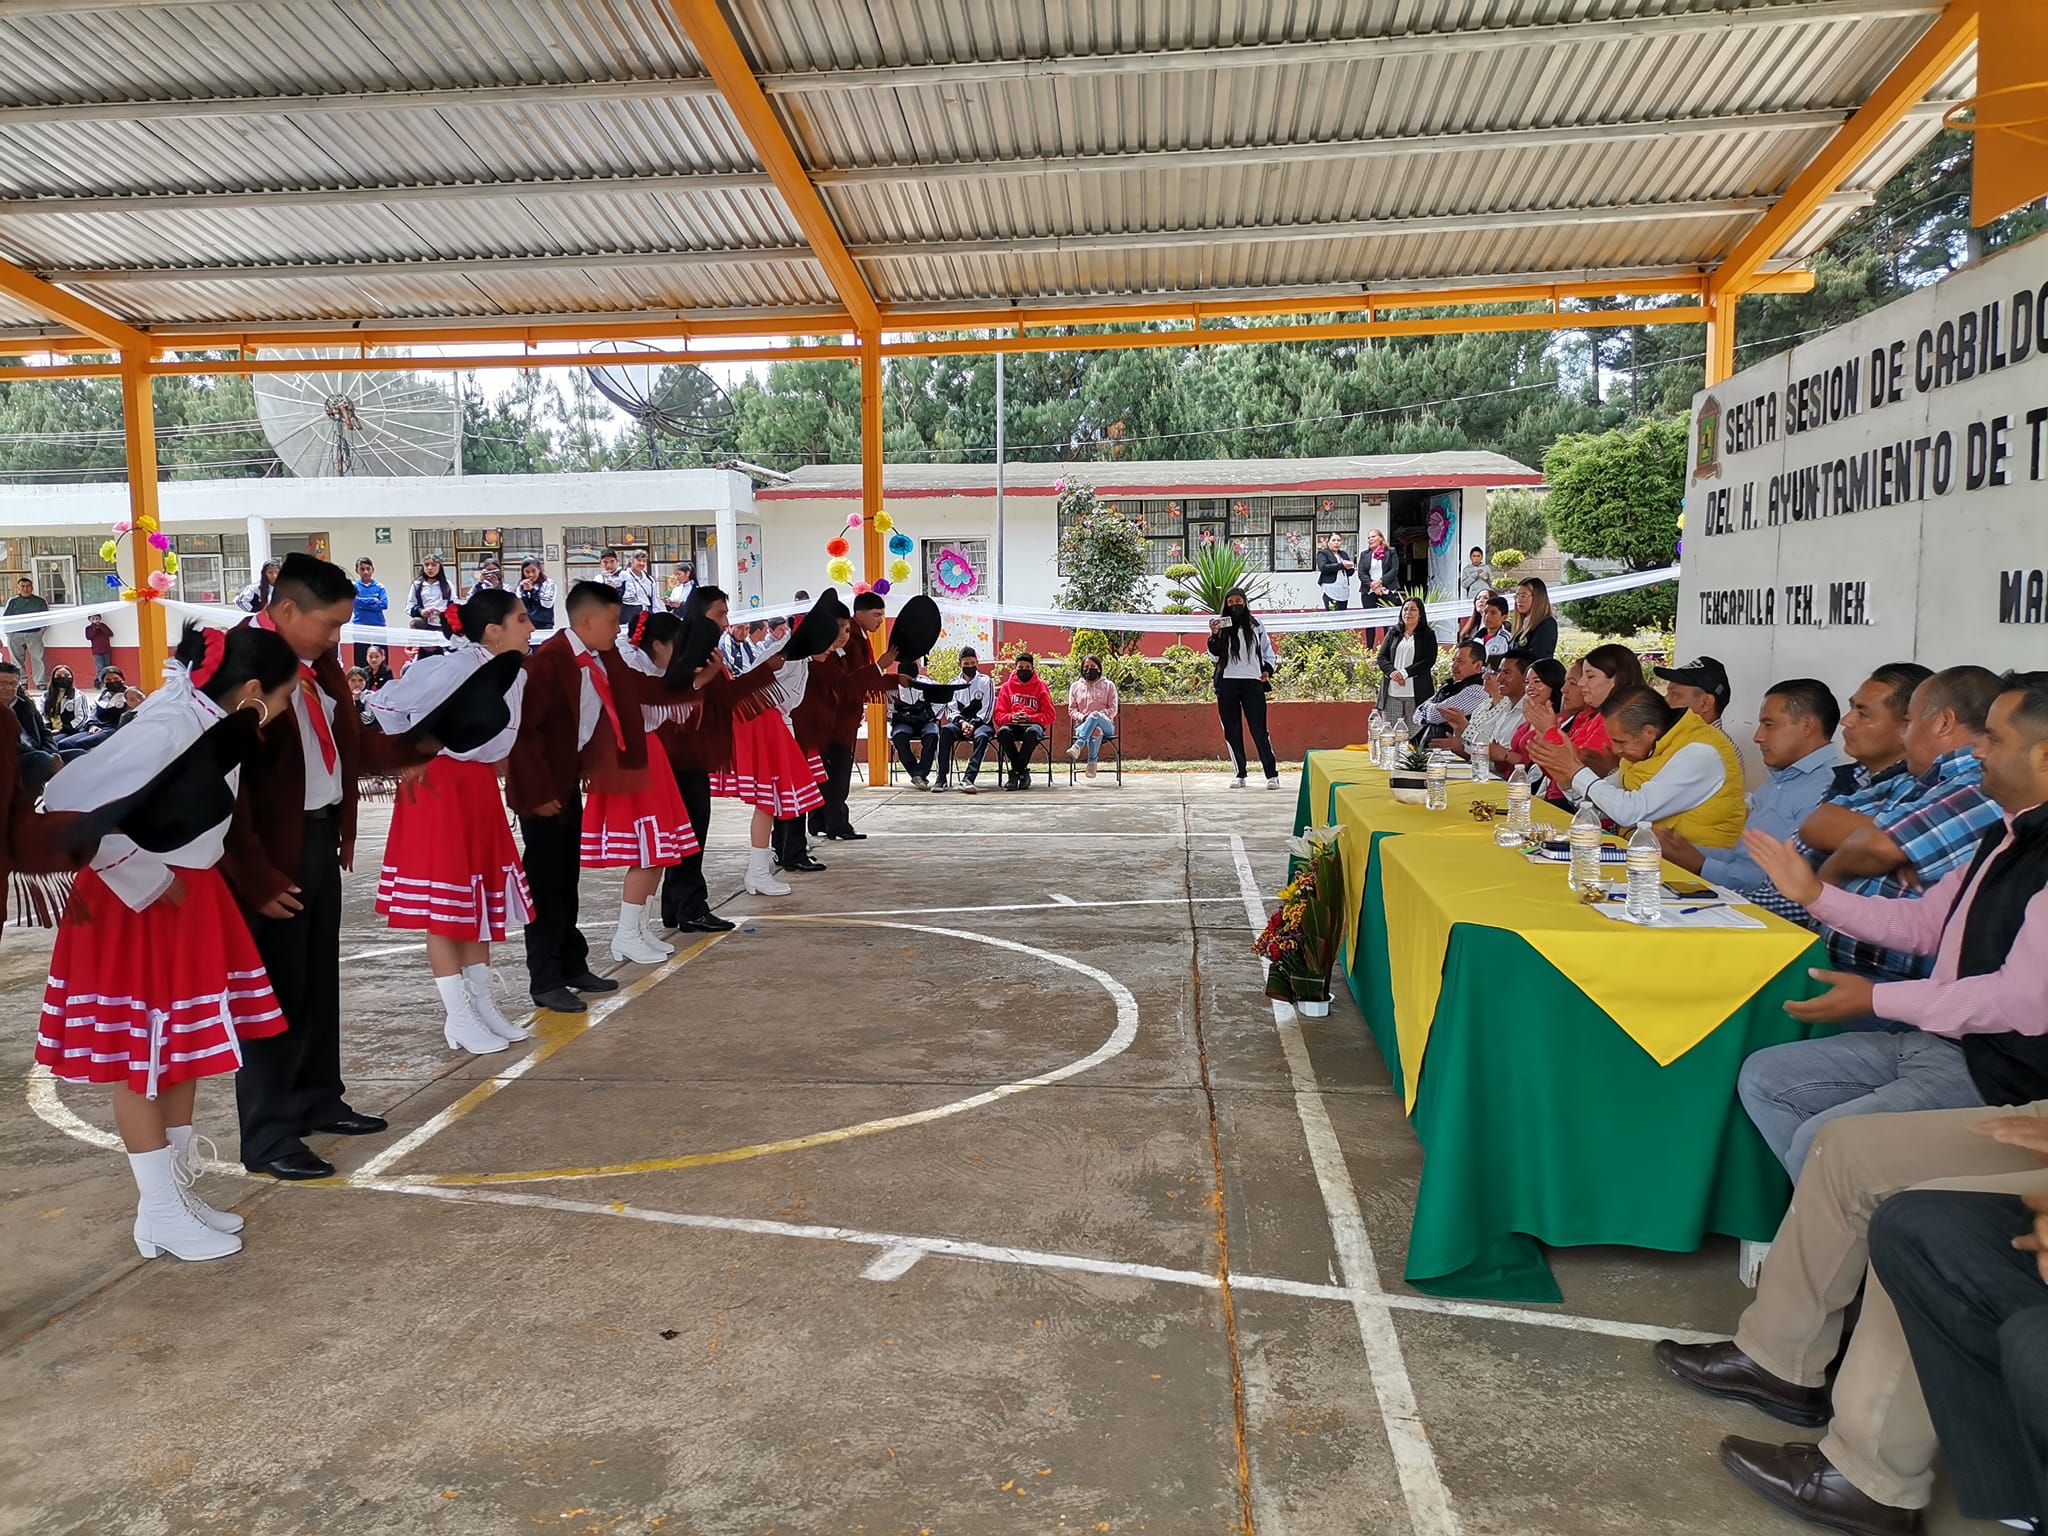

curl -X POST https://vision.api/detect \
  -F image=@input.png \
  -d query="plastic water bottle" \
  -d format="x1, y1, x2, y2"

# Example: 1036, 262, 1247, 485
1568, 799, 1604, 892
1425, 759, 1448, 811
1470, 742, 1491, 784
1506, 764, 1533, 840
1625, 819, 1663, 922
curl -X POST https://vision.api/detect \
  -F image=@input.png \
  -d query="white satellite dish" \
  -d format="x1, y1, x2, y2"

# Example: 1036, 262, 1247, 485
253, 350, 460, 477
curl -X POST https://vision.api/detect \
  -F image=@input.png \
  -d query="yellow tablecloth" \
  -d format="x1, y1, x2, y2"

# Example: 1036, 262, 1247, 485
1374, 833, 1818, 1110
1303, 749, 1382, 831
1330, 777, 1568, 970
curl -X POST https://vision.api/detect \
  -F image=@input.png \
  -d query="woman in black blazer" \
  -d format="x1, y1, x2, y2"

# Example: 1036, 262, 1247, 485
1374, 597, 1439, 734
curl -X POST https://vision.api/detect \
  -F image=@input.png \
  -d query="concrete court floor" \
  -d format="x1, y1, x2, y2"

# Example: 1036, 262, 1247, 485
0, 771, 2008, 1536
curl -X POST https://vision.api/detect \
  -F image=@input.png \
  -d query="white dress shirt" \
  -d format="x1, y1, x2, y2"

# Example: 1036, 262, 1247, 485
294, 669, 344, 811
564, 630, 604, 750
1569, 743, 1729, 826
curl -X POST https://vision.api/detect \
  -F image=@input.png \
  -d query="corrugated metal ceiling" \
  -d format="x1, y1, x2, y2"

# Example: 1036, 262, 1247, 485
0, 0, 1975, 339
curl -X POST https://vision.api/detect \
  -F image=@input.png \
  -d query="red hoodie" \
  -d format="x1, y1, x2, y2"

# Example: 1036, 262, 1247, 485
993, 668, 1055, 728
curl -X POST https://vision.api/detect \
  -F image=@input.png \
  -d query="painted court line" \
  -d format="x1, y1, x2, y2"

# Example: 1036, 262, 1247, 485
351, 932, 726, 1181
747, 895, 1242, 920
358, 1181, 1716, 1348
1227, 831, 1460, 1536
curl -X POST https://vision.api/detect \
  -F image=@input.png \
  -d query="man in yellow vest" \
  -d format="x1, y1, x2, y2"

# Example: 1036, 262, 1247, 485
1528, 685, 1748, 847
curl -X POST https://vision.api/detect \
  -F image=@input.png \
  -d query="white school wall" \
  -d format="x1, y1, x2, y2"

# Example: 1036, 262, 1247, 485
1680, 230, 2048, 778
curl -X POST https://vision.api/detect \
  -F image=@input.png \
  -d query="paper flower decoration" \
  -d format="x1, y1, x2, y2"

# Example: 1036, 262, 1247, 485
99, 539, 119, 562
105, 573, 123, 590
826, 557, 855, 583
887, 558, 911, 583
845, 512, 864, 528
825, 536, 850, 559
112, 519, 132, 535
136, 514, 158, 533
119, 586, 138, 601
147, 532, 172, 553
873, 511, 894, 533
933, 546, 977, 595
146, 571, 174, 594
886, 531, 915, 558
872, 578, 892, 596
162, 551, 180, 575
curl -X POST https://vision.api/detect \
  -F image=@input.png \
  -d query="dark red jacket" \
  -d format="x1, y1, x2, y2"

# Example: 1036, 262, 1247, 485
506, 633, 704, 814
663, 662, 780, 775
222, 645, 425, 908
1, 726, 86, 925
830, 629, 891, 748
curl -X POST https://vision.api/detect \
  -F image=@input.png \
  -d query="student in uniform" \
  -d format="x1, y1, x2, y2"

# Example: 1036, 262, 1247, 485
39, 622, 301, 1259
367, 588, 538, 1055
600, 610, 703, 964
812, 592, 895, 839
224, 553, 431, 1182
712, 622, 822, 896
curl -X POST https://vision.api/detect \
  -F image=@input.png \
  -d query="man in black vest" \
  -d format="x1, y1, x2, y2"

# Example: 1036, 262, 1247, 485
1653, 670, 2048, 1536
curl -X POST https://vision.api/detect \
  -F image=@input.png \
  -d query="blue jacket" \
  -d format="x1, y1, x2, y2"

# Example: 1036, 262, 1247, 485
351, 579, 389, 627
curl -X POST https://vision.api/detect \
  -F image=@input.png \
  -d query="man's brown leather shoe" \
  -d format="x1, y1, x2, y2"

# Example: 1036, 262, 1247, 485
1654, 1339, 1831, 1426
1719, 1436, 1922, 1535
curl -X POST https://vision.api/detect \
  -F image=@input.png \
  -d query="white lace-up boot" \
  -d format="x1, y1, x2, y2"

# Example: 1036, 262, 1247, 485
609, 901, 670, 964
131, 1146, 241, 1261
166, 1125, 242, 1235
438, 974, 508, 1055
744, 847, 790, 896
463, 963, 533, 1041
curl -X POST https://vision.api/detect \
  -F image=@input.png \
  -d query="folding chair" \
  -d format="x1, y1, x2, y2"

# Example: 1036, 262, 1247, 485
1066, 724, 1124, 785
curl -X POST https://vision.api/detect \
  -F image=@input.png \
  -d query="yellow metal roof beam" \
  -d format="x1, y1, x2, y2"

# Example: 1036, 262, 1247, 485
0, 253, 146, 351
1713, 0, 1979, 296
666, 0, 879, 337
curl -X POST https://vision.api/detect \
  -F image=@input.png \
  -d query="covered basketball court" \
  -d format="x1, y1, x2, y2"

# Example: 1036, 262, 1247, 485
3, 3, 2042, 1532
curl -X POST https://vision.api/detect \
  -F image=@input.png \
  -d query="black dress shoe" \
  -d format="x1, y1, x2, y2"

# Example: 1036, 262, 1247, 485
1719, 1437, 1922, 1535
836, 827, 867, 840
249, 1149, 336, 1181
1655, 1340, 1831, 1426
310, 1111, 387, 1136
790, 856, 828, 872
531, 986, 587, 1013
565, 970, 619, 993
676, 912, 736, 933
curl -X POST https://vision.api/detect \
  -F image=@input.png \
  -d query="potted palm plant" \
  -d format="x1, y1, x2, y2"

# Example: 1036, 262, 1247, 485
1181, 540, 1271, 613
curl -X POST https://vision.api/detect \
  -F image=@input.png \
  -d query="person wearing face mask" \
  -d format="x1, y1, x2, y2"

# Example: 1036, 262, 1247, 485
935, 647, 995, 793
1066, 654, 1120, 780
993, 653, 1055, 791
1207, 588, 1281, 789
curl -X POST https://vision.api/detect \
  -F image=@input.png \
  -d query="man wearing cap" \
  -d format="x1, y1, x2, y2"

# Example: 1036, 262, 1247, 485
1657, 656, 1732, 735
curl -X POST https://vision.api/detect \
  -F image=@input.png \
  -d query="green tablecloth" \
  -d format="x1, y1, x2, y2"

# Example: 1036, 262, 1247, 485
1294, 748, 1380, 833
1321, 767, 1828, 1303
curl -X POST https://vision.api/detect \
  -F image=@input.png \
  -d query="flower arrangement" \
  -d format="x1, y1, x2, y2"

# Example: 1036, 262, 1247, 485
1256, 825, 1344, 1011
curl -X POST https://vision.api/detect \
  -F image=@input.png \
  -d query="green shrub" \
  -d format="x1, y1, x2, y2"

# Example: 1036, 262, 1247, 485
1488, 547, 1527, 571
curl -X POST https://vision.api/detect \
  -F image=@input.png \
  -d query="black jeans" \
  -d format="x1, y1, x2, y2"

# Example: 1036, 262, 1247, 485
1869, 1190, 2048, 1524
892, 724, 938, 779
810, 741, 856, 835
659, 767, 712, 925
937, 722, 993, 785
237, 811, 348, 1166
1215, 678, 1277, 779
1320, 593, 1348, 610
996, 722, 1044, 778
519, 791, 589, 997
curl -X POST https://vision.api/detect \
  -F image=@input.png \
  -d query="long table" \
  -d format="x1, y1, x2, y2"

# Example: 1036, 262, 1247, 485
1314, 767, 1826, 1303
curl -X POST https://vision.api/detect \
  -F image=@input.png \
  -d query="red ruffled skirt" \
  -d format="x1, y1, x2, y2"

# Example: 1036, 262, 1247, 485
580, 758, 699, 868
35, 865, 286, 1098
709, 711, 825, 818
377, 755, 534, 941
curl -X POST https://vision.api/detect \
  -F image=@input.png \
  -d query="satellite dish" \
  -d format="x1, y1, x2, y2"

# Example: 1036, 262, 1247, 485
253, 350, 460, 477
584, 342, 735, 468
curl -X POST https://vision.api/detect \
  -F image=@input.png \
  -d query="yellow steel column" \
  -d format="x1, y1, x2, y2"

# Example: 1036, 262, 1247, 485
860, 333, 888, 786
1704, 289, 1739, 387
120, 351, 168, 686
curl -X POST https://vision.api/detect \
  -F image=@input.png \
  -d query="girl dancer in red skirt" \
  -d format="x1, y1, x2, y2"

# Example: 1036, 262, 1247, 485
37, 622, 301, 1262
367, 588, 536, 1055
710, 623, 825, 897
590, 611, 700, 964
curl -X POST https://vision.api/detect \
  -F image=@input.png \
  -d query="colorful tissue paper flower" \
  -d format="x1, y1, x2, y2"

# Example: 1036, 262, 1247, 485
853, 581, 873, 595
119, 586, 139, 601
845, 512, 864, 528
887, 558, 912, 583
98, 539, 119, 562
136, 514, 158, 533
886, 531, 915, 558
162, 551, 179, 574
873, 511, 894, 533
871, 578, 892, 596
825, 536, 851, 559
104, 573, 123, 590
1053, 478, 1066, 494
112, 519, 132, 535
146, 571, 174, 593
147, 532, 172, 553
826, 557, 855, 583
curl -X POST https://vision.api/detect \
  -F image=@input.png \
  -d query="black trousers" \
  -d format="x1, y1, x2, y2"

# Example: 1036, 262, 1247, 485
996, 722, 1044, 776
810, 741, 855, 835
237, 810, 348, 1166
1320, 592, 1348, 610
519, 790, 589, 997
1869, 1189, 2048, 1524
659, 767, 712, 926
892, 725, 937, 778
772, 815, 810, 865
1215, 678, 1278, 779
936, 722, 993, 785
